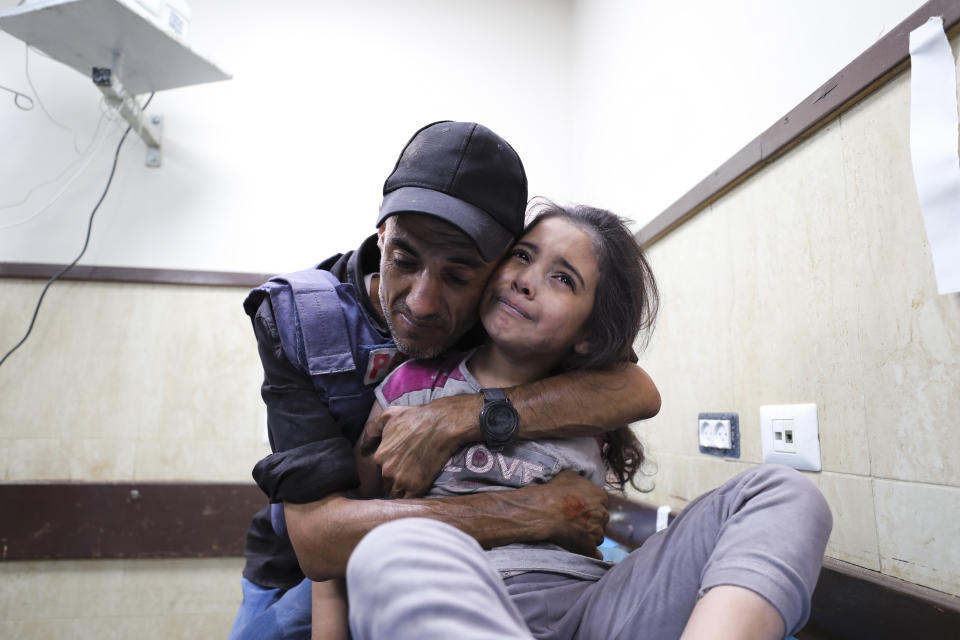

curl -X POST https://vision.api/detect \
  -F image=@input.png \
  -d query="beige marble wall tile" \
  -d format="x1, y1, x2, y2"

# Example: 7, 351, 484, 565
643, 118, 872, 477
628, 451, 755, 509
0, 566, 14, 619
2, 619, 118, 640
0, 281, 263, 441
0, 279, 268, 481
67, 438, 137, 480
3, 438, 137, 481
133, 437, 270, 481
123, 612, 239, 639
640, 201, 738, 461
0, 439, 11, 481
838, 71, 960, 487
819, 472, 880, 570
130, 286, 266, 443
0, 622, 24, 639
874, 479, 960, 596
117, 557, 243, 615
722, 119, 871, 476
2, 281, 157, 441
1, 559, 127, 620
2, 615, 235, 640
1, 558, 242, 629
4, 439, 69, 481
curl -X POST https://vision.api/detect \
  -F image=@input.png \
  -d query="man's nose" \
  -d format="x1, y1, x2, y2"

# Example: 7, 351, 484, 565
405, 274, 443, 318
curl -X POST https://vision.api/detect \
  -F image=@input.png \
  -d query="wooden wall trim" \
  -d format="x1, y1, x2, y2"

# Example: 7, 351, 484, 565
0, 482, 265, 560
0, 262, 272, 287
2, 481, 958, 639
635, 0, 960, 248
805, 557, 960, 639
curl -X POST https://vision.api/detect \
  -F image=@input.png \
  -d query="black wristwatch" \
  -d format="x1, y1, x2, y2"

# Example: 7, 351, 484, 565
479, 388, 519, 451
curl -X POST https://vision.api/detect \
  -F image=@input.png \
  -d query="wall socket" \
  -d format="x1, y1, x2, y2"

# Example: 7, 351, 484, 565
698, 412, 740, 458
760, 404, 821, 471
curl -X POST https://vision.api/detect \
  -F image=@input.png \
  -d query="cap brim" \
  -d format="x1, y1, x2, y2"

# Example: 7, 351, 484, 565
377, 186, 515, 262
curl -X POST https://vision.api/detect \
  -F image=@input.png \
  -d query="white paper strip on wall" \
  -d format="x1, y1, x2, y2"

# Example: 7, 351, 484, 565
909, 16, 960, 295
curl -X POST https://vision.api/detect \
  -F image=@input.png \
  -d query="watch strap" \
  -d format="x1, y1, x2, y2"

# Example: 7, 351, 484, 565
482, 387, 507, 402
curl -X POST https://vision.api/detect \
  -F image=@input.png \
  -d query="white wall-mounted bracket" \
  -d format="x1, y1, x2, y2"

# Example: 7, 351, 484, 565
0, 0, 232, 168
93, 67, 162, 167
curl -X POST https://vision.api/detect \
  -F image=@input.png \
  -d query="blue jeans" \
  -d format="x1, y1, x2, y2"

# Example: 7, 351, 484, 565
228, 576, 311, 640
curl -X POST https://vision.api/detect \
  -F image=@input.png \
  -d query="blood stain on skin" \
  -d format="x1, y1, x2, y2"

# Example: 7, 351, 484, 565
562, 495, 588, 519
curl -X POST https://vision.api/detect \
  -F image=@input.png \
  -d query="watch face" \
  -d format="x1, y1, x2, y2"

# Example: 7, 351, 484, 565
485, 402, 518, 439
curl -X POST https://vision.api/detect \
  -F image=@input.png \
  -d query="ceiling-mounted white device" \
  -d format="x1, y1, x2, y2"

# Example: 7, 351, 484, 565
0, 0, 231, 167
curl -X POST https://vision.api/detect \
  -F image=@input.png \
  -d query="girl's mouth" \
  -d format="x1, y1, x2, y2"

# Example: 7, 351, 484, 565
496, 296, 532, 320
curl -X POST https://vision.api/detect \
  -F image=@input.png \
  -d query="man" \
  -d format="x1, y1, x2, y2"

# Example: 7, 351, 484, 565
229, 121, 661, 639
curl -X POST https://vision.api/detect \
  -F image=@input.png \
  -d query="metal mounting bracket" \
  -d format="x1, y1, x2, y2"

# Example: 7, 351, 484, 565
145, 115, 163, 167
92, 66, 163, 167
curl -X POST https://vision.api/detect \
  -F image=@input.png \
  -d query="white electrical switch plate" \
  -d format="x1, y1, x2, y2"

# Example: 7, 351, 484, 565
760, 404, 821, 471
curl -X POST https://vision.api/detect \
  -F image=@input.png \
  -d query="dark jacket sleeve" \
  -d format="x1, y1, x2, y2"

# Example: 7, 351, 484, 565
249, 298, 360, 504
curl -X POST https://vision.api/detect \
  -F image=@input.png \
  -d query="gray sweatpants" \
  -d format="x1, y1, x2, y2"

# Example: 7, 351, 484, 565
347, 464, 832, 640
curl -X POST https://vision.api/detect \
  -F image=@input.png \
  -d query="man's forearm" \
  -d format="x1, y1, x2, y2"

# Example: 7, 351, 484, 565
509, 363, 660, 440
364, 364, 660, 497
428, 364, 660, 451
285, 471, 607, 581
287, 492, 546, 581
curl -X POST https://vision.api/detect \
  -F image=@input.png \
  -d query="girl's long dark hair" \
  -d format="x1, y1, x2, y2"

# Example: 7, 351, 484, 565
525, 199, 659, 492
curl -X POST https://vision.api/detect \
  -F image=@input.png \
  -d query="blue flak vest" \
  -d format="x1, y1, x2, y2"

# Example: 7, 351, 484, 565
244, 266, 403, 537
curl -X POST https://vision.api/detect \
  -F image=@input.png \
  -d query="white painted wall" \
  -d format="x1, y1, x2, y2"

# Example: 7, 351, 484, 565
0, 0, 574, 273
0, 0, 930, 272
568, 0, 928, 225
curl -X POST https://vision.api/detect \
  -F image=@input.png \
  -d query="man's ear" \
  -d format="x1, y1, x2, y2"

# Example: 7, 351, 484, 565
377, 223, 386, 250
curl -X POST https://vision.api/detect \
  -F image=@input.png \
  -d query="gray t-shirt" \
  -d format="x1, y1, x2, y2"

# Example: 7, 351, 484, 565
375, 350, 613, 580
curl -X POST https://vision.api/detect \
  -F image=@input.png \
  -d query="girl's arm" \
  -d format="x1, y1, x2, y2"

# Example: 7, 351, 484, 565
307, 406, 387, 640
311, 578, 349, 640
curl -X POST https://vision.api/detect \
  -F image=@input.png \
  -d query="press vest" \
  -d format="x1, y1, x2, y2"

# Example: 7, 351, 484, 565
243, 266, 404, 534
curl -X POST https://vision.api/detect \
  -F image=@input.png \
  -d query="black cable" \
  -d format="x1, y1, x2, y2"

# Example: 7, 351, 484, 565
0, 92, 155, 369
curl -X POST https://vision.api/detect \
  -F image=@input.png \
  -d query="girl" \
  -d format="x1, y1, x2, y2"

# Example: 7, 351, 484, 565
312, 199, 656, 638
365, 200, 658, 499
333, 202, 831, 640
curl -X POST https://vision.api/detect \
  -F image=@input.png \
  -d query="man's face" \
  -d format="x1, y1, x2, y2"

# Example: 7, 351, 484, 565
378, 214, 500, 359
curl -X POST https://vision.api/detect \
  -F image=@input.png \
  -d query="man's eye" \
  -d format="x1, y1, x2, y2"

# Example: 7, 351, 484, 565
447, 274, 470, 287
392, 256, 416, 270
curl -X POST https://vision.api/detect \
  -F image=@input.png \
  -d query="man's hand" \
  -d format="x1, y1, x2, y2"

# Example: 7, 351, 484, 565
359, 394, 482, 498
531, 470, 609, 559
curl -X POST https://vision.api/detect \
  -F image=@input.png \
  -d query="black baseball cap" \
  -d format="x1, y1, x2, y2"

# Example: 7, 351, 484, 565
378, 121, 528, 262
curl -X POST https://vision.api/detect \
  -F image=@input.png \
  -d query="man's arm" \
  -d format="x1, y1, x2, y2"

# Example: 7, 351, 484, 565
250, 297, 362, 504
361, 362, 660, 497
251, 297, 610, 581
285, 469, 608, 581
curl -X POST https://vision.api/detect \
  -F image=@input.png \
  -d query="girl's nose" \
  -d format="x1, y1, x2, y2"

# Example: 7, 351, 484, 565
511, 274, 533, 297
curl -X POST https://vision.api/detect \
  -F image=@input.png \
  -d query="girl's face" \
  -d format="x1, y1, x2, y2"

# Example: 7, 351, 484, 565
479, 217, 599, 365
